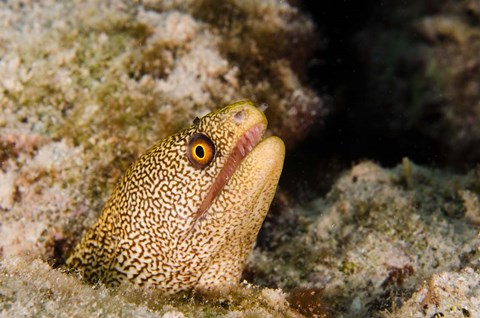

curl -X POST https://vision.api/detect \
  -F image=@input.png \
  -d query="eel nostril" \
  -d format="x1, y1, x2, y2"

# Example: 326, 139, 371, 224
259, 103, 268, 112
233, 110, 246, 124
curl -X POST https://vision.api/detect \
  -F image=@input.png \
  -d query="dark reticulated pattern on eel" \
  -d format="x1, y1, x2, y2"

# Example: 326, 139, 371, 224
67, 100, 285, 293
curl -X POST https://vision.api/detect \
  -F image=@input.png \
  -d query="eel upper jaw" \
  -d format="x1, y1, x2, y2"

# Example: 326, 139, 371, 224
195, 123, 266, 219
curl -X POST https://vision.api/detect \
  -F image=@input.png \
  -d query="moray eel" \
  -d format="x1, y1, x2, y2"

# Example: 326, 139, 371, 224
66, 100, 285, 292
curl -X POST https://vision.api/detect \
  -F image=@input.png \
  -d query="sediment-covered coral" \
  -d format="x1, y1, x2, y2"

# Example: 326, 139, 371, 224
0, 256, 299, 317
248, 161, 480, 316
2, 0, 480, 316
389, 267, 480, 318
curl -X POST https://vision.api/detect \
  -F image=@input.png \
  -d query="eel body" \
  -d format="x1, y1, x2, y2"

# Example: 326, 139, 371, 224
66, 100, 285, 292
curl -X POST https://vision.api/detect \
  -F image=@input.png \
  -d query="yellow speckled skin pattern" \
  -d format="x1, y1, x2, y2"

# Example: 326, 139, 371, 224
66, 101, 285, 293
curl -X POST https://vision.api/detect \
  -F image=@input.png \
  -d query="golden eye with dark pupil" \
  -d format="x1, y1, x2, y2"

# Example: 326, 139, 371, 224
195, 145, 205, 158
187, 133, 215, 168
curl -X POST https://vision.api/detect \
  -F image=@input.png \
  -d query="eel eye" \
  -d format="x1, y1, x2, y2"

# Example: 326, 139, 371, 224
187, 133, 215, 168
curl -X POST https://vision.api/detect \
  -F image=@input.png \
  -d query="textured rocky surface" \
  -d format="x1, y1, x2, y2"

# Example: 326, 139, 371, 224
0, 256, 300, 317
1, 0, 480, 317
248, 160, 480, 316
389, 267, 480, 318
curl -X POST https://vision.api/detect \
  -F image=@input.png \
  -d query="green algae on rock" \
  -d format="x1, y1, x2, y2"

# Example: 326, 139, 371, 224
1, 256, 301, 318
67, 101, 285, 292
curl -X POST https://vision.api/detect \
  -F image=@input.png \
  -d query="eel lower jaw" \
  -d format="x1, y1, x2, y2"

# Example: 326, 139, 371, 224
196, 123, 266, 219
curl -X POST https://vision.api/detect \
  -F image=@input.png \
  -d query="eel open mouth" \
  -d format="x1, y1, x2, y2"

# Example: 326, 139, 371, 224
196, 123, 265, 218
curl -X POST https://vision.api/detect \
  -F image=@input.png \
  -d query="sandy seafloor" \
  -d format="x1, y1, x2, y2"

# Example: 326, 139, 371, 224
1, 0, 480, 317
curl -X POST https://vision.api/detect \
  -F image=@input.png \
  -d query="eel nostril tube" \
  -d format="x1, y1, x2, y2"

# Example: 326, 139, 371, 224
233, 110, 246, 124
258, 103, 268, 112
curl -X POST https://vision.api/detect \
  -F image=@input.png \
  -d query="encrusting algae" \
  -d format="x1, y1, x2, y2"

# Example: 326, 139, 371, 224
3, 1, 480, 316
67, 101, 285, 293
